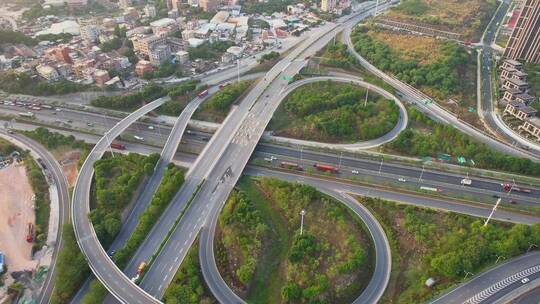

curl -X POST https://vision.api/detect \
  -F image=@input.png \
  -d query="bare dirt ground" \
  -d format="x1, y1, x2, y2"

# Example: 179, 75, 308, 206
59, 150, 81, 187
0, 163, 38, 272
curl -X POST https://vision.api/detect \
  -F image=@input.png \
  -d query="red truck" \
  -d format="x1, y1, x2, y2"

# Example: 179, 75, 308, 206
280, 161, 303, 171
26, 223, 34, 243
110, 143, 126, 150
313, 163, 339, 173
197, 89, 208, 98
501, 183, 532, 193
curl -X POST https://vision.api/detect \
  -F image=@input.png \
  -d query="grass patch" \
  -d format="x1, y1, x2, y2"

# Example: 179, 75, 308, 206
268, 80, 400, 143
25, 157, 50, 252
216, 176, 374, 303
360, 196, 540, 303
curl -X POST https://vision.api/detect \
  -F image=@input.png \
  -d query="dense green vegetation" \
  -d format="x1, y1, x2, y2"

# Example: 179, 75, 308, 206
114, 164, 185, 268
143, 62, 184, 80
25, 158, 50, 252
351, 27, 471, 98
240, 0, 292, 14
216, 177, 373, 303
0, 72, 92, 96
22, 1, 108, 20
205, 81, 251, 112
50, 224, 90, 304
362, 197, 540, 303
156, 80, 203, 116
99, 37, 122, 52
163, 237, 216, 304
90, 153, 159, 248
270, 81, 400, 143
23, 127, 91, 168
320, 42, 357, 69
188, 41, 234, 60
81, 281, 108, 304
386, 108, 540, 176
0, 30, 36, 46
0, 137, 19, 155
219, 190, 267, 285
526, 63, 540, 95
395, 0, 430, 16
91, 83, 167, 111
258, 51, 280, 63
196, 80, 252, 122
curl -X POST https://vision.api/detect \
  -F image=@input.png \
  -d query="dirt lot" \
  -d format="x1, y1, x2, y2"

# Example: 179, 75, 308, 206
0, 163, 37, 272
58, 150, 81, 187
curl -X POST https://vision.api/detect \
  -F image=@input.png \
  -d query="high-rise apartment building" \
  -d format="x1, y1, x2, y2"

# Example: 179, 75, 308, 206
504, 0, 540, 63
321, 0, 336, 12
200, 0, 218, 12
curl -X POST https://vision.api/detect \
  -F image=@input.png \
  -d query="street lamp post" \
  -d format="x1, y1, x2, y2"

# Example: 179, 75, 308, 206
484, 198, 501, 227
378, 157, 384, 175
419, 163, 425, 182
300, 209, 306, 235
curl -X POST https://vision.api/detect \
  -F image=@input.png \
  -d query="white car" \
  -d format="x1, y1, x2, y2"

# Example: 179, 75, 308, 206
134, 135, 144, 141
148, 125, 154, 130
270, 156, 277, 160
398, 178, 407, 182
351, 170, 359, 174
521, 278, 530, 284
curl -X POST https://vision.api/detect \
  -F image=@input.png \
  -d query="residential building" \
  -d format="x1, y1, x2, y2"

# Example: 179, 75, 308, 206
502, 77, 528, 92
66, 0, 88, 8
519, 118, 540, 142
149, 44, 171, 65
135, 60, 154, 76
175, 50, 189, 64
504, 100, 537, 120
321, 0, 336, 12
168, 10, 179, 19
504, 0, 540, 63
94, 69, 110, 86
119, 0, 132, 9
200, 0, 218, 12
131, 35, 167, 57
144, 4, 157, 18
80, 24, 100, 44
36, 64, 60, 81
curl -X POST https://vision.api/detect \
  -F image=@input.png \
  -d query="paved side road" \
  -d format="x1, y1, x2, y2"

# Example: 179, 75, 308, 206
0, 131, 70, 304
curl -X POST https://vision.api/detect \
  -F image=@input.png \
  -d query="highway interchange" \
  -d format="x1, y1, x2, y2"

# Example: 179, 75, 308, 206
2, 0, 540, 303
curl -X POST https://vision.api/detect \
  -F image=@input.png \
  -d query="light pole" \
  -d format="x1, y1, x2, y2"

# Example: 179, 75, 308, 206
495, 255, 505, 264
237, 59, 240, 83
378, 157, 383, 175
300, 209, 306, 235
104, 131, 115, 158
464, 271, 474, 280
527, 243, 538, 252
484, 198, 501, 227
419, 163, 425, 182
338, 152, 343, 169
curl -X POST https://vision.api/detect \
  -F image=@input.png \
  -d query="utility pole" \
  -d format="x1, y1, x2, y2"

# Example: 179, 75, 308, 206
237, 59, 240, 83
364, 86, 369, 107
484, 198, 501, 227
300, 209, 306, 235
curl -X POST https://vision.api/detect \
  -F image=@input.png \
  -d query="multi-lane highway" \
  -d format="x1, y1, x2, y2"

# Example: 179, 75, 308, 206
132, 4, 400, 301
0, 131, 70, 304
71, 96, 169, 304
431, 251, 540, 304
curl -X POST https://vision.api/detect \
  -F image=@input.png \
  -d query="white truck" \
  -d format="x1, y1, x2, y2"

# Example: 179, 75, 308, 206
134, 135, 144, 141
460, 178, 472, 186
